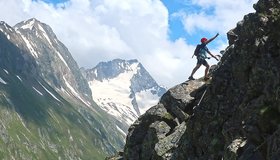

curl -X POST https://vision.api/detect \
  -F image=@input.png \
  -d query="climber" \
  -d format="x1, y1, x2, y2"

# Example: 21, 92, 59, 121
188, 33, 220, 81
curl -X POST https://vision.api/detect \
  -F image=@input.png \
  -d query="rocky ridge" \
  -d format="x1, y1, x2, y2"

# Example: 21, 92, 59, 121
14, 18, 93, 106
108, 0, 280, 159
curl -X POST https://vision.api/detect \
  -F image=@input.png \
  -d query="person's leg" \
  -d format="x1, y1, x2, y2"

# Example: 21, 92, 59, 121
189, 64, 201, 78
203, 60, 210, 79
205, 64, 209, 77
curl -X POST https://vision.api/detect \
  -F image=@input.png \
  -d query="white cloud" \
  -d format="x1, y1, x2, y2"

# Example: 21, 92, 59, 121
0, 0, 258, 88
181, 0, 258, 35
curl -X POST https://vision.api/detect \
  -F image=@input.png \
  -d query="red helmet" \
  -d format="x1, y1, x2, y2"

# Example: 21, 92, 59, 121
201, 37, 207, 43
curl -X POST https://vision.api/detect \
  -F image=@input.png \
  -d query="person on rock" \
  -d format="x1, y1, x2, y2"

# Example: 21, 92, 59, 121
188, 33, 220, 81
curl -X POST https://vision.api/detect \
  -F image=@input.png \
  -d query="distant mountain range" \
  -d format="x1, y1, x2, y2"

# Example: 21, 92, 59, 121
0, 18, 165, 159
83, 59, 166, 133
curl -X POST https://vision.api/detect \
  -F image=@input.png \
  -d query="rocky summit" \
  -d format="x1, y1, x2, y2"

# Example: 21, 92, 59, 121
108, 0, 280, 159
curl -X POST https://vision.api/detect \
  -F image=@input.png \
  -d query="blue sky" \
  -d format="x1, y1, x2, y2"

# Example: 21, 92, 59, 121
161, 0, 206, 43
1, 0, 258, 87
160, 0, 233, 48
162, 0, 189, 41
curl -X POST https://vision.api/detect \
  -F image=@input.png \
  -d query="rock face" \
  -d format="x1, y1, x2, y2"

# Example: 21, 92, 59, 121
124, 80, 205, 160
111, 0, 280, 159
14, 18, 92, 106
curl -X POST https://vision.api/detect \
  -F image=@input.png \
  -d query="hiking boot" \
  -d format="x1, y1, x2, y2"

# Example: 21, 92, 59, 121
188, 76, 195, 80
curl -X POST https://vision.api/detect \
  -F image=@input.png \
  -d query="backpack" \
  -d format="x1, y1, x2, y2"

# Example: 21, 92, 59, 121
194, 44, 202, 57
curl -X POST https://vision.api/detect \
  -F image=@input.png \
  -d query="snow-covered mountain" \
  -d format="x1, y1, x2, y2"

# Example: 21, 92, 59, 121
84, 59, 166, 130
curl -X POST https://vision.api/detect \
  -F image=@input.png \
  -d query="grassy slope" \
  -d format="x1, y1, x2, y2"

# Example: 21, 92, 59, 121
0, 69, 123, 160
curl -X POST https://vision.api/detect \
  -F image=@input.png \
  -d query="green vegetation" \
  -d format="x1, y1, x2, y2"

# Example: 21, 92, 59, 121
0, 71, 123, 160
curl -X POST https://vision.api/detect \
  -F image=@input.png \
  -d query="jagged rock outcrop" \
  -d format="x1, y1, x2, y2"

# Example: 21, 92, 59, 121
110, 0, 280, 159
123, 80, 205, 160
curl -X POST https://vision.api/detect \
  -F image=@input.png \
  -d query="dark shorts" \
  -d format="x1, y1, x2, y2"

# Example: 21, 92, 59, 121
197, 58, 208, 66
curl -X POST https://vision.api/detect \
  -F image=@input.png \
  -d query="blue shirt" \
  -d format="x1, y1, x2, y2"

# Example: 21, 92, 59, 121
198, 44, 209, 59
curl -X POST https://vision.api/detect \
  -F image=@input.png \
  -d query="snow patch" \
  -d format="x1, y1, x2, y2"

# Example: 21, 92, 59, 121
38, 24, 52, 45
17, 31, 38, 58
0, 77, 7, 84
88, 63, 142, 125
7, 25, 13, 32
0, 28, 11, 39
116, 125, 126, 136
3, 69, 9, 74
89, 63, 139, 111
60, 87, 71, 97
63, 76, 91, 107
96, 100, 137, 124
39, 82, 61, 102
16, 75, 22, 82
33, 87, 43, 96
20, 19, 35, 30
55, 51, 69, 69
94, 69, 97, 77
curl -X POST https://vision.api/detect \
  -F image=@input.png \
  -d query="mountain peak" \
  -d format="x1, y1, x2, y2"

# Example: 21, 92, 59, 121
6, 18, 93, 107
14, 18, 54, 37
87, 59, 141, 81
15, 18, 40, 30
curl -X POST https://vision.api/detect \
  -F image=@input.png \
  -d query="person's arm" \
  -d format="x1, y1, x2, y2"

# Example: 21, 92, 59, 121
206, 33, 219, 45
207, 50, 219, 61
